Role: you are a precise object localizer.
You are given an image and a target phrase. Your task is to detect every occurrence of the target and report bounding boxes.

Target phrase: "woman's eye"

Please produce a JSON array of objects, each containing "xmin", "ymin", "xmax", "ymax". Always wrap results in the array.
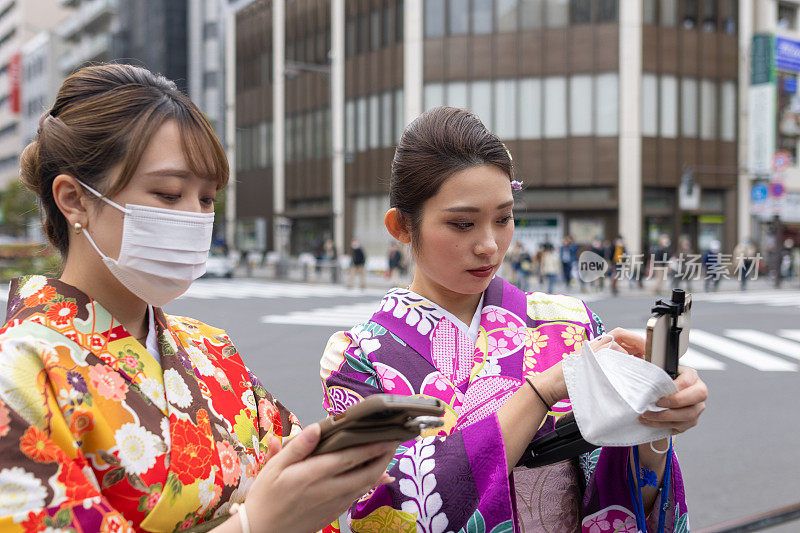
[
  {"xmin": 449, "ymin": 221, "xmax": 473, "ymax": 230},
  {"xmin": 201, "ymin": 197, "xmax": 216, "ymax": 206},
  {"xmin": 157, "ymin": 193, "xmax": 180, "ymax": 202},
  {"xmin": 498, "ymin": 215, "xmax": 512, "ymax": 225}
]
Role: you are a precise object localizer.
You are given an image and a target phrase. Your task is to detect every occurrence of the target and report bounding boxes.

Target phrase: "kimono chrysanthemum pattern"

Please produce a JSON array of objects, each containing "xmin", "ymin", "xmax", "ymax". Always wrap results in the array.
[{"xmin": 0, "ymin": 276, "xmax": 301, "ymax": 532}]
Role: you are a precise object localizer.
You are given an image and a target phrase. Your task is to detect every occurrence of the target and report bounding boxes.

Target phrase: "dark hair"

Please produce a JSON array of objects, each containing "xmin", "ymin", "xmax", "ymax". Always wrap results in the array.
[
  {"xmin": 390, "ymin": 106, "xmax": 514, "ymax": 246},
  {"xmin": 19, "ymin": 63, "xmax": 228, "ymax": 256}
]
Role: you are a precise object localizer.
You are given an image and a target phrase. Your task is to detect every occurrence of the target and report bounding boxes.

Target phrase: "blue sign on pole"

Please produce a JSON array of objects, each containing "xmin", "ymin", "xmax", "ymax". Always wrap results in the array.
[
  {"xmin": 752, "ymin": 183, "xmax": 768, "ymax": 202},
  {"xmin": 785, "ymin": 76, "xmax": 798, "ymax": 93},
  {"xmin": 775, "ymin": 36, "xmax": 800, "ymax": 73}
]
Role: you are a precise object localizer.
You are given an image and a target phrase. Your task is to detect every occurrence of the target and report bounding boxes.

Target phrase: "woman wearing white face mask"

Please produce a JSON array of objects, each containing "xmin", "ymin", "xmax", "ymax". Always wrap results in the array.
[{"xmin": 0, "ymin": 63, "xmax": 397, "ymax": 533}]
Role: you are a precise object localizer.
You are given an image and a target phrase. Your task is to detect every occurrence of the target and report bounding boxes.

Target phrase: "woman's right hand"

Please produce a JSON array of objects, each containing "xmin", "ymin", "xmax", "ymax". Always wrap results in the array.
[{"xmin": 241, "ymin": 424, "xmax": 398, "ymax": 533}]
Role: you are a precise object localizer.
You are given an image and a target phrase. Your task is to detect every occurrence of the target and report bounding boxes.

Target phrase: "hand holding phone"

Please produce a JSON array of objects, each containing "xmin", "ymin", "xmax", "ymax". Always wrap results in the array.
[{"xmin": 311, "ymin": 394, "xmax": 445, "ymax": 456}]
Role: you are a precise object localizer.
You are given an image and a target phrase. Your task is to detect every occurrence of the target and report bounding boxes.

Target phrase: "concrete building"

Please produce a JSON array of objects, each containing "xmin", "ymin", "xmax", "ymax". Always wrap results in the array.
[
  {"xmin": 235, "ymin": 0, "xmax": 742, "ymax": 260},
  {"xmin": 0, "ymin": 0, "xmax": 71, "ymax": 188},
  {"xmin": 56, "ymin": 0, "xmax": 118, "ymax": 77},
  {"xmin": 21, "ymin": 31, "xmax": 66, "ymax": 146}
]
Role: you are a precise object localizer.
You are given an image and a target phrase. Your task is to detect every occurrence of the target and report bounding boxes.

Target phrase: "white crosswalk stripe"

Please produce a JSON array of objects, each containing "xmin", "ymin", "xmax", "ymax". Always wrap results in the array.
[
  {"xmin": 627, "ymin": 329, "xmax": 726, "ymax": 371},
  {"xmin": 689, "ymin": 330, "xmax": 798, "ymax": 372},
  {"xmin": 778, "ymin": 329, "xmax": 800, "ymax": 343},
  {"xmin": 260, "ymin": 302, "xmax": 379, "ymax": 327},
  {"xmin": 180, "ymin": 279, "xmax": 386, "ymax": 300},
  {"xmin": 691, "ymin": 290, "xmax": 800, "ymax": 308},
  {"xmin": 725, "ymin": 329, "xmax": 800, "ymax": 362}
]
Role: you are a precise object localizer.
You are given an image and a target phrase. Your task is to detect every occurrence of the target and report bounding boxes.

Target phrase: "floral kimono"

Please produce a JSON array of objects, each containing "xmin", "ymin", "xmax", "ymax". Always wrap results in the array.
[
  {"xmin": 321, "ymin": 277, "xmax": 689, "ymax": 533},
  {"xmin": 0, "ymin": 276, "xmax": 300, "ymax": 532}
]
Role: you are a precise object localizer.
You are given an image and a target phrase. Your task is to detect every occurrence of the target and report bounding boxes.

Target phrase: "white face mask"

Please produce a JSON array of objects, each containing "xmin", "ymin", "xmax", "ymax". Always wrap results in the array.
[
  {"xmin": 77, "ymin": 180, "xmax": 214, "ymax": 307},
  {"xmin": 562, "ymin": 336, "xmax": 678, "ymax": 447}
]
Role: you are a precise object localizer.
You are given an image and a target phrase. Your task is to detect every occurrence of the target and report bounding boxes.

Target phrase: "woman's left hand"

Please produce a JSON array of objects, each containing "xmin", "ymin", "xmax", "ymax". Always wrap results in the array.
[{"xmin": 640, "ymin": 365, "xmax": 708, "ymax": 434}]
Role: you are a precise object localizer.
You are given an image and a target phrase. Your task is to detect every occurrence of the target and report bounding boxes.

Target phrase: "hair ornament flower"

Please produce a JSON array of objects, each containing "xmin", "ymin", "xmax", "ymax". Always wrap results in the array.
[{"xmin": 511, "ymin": 180, "xmax": 523, "ymax": 191}]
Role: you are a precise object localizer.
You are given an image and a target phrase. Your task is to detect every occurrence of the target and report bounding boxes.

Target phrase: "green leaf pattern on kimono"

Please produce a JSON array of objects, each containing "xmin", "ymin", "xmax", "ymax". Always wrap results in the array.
[
  {"xmin": 578, "ymin": 448, "xmax": 602, "ymax": 486},
  {"xmin": 673, "ymin": 504, "xmax": 690, "ymax": 533},
  {"xmin": 458, "ymin": 512, "xmax": 513, "ymax": 533}
]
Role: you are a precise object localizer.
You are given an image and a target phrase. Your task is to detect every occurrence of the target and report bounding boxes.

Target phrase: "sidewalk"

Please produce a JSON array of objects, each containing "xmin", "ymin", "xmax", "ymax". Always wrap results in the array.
[{"xmin": 232, "ymin": 260, "xmax": 800, "ymax": 297}]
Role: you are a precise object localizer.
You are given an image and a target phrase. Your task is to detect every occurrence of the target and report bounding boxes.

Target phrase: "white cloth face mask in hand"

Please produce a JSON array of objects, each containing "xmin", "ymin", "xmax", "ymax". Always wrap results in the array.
[
  {"xmin": 562, "ymin": 335, "xmax": 679, "ymax": 447},
  {"xmin": 77, "ymin": 180, "xmax": 214, "ymax": 307}
]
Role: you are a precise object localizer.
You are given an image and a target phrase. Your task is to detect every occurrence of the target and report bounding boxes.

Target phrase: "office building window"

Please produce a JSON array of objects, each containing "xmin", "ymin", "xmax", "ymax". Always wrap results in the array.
[
  {"xmin": 346, "ymin": 19, "xmax": 356, "ymax": 56},
  {"xmin": 544, "ymin": 76, "xmax": 567, "ymax": 138},
  {"xmin": 358, "ymin": 12, "xmax": 370, "ymax": 53},
  {"xmin": 447, "ymin": 81, "xmax": 469, "ymax": 108},
  {"xmin": 570, "ymin": 74, "xmax": 593, "ymax": 135},
  {"xmin": 381, "ymin": 91, "xmax": 393, "ymax": 147},
  {"xmin": 521, "ymin": 0, "xmax": 543, "ymax": 28},
  {"xmin": 304, "ymin": 113, "xmax": 314, "ymax": 159},
  {"xmin": 595, "ymin": 0, "xmax": 618, "ymax": 22},
  {"xmin": 258, "ymin": 122, "xmax": 269, "ymax": 167},
  {"xmin": 369, "ymin": 95, "xmax": 381, "ymax": 148},
  {"xmin": 702, "ymin": 0, "xmax": 717, "ymax": 31},
  {"xmin": 395, "ymin": 88, "xmax": 405, "ymax": 142},
  {"xmin": 382, "ymin": 3, "xmax": 394, "ymax": 46},
  {"xmin": 519, "ymin": 78, "xmax": 542, "ymax": 139},
  {"xmin": 397, "ymin": 0, "xmax": 404, "ymax": 42},
  {"xmin": 682, "ymin": 0, "xmax": 698, "ymax": 29},
  {"xmin": 470, "ymin": 81, "xmax": 493, "ymax": 130},
  {"xmin": 643, "ymin": 0, "xmax": 657, "ymax": 24},
  {"xmin": 425, "ymin": 0, "xmax": 446, "ymax": 37},
  {"xmin": 779, "ymin": 2, "xmax": 797, "ymax": 29},
  {"xmin": 496, "ymin": 0, "xmax": 518, "ymax": 32},
  {"xmin": 641, "ymin": 74, "xmax": 658, "ymax": 136},
  {"xmin": 371, "ymin": 9, "xmax": 381, "ymax": 50},
  {"xmin": 720, "ymin": 0, "xmax": 737, "ymax": 33},
  {"xmin": 494, "ymin": 79, "xmax": 518, "ymax": 138},
  {"xmin": 346, "ymin": 100, "xmax": 356, "ymax": 153},
  {"xmin": 681, "ymin": 78, "xmax": 698, "ymax": 137},
  {"xmin": 700, "ymin": 79, "xmax": 717, "ymax": 140},
  {"xmin": 424, "ymin": 83, "xmax": 445, "ymax": 110},
  {"xmin": 449, "ymin": 0, "xmax": 469, "ymax": 34},
  {"xmin": 570, "ymin": 0, "xmax": 591, "ymax": 24},
  {"xmin": 660, "ymin": 76, "xmax": 678, "ymax": 138},
  {"xmin": 720, "ymin": 81, "xmax": 736, "ymax": 142},
  {"xmin": 595, "ymin": 73, "xmax": 618, "ymax": 136},
  {"xmin": 473, "ymin": 0, "xmax": 493, "ymax": 33},
  {"xmin": 660, "ymin": 0, "xmax": 677, "ymax": 26},
  {"xmin": 357, "ymin": 97, "xmax": 368, "ymax": 151},
  {"xmin": 545, "ymin": 0, "xmax": 569, "ymax": 27}
]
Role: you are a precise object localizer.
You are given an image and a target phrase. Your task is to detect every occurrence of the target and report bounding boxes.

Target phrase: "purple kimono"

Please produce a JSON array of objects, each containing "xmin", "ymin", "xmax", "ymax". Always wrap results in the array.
[{"xmin": 320, "ymin": 277, "xmax": 689, "ymax": 533}]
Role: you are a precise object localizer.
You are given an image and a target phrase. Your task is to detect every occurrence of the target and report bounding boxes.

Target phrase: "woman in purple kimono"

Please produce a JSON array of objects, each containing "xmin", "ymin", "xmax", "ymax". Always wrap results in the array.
[{"xmin": 320, "ymin": 107, "xmax": 707, "ymax": 533}]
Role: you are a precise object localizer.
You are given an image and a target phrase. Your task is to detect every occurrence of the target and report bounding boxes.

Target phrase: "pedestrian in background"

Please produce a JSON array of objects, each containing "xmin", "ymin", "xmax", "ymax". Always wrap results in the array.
[
  {"xmin": 610, "ymin": 235, "xmax": 627, "ymax": 295},
  {"xmin": 560, "ymin": 235, "xmax": 577, "ymax": 289},
  {"xmin": 702, "ymin": 240, "xmax": 723, "ymax": 292},
  {"xmin": 541, "ymin": 242, "xmax": 561, "ymax": 293},
  {"xmin": 348, "ymin": 238, "xmax": 366, "ymax": 289},
  {"xmin": 0, "ymin": 63, "xmax": 397, "ymax": 532},
  {"xmin": 387, "ymin": 241, "xmax": 404, "ymax": 285},
  {"xmin": 672, "ymin": 236, "xmax": 694, "ymax": 291},
  {"xmin": 651, "ymin": 234, "xmax": 672, "ymax": 295},
  {"xmin": 733, "ymin": 238, "xmax": 756, "ymax": 291}
]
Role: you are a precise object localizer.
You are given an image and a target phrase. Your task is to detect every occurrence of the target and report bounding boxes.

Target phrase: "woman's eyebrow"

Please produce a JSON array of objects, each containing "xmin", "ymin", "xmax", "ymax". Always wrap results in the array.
[{"xmin": 444, "ymin": 200, "xmax": 514, "ymax": 213}]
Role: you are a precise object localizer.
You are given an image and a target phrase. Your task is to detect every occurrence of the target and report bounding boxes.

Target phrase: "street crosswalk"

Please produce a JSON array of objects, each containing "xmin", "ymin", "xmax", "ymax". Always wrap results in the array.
[
  {"xmin": 691, "ymin": 289, "xmax": 800, "ymax": 309},
  {"xmin": 261, "ymin": 305, "xmax": 800, "ymax": 373},
  {"xmin": 180, "ymin": 279, "xmax": 387, "ymax": 300}
]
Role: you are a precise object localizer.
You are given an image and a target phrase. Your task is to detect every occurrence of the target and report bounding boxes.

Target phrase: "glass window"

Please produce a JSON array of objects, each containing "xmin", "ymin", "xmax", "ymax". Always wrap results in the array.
[
  {"xmin": 381, "ymin": 91, "xmax": 393, "ymax": 147},
  {"xmin": 473, "ymin": 0, "xmax": 493, "ymax": 33},
  {"xmin": 702, "ymin": 0, "xmax": 717, "ymax": 31},
  {"xmin": 660, "ymin": 76, "xmax": 678, "ymax": 138},
  {"xmin": 545, "ymin": 0, "xmax": 569, "ymax": 27},
  {"xmin": 681, "ymin": 78, "xmax": 698, "ymax": 137},
  {"xmin": 346, "ymin": 100, "xmax": 356, "ymax": 153},
  {"xmin": 595, "ymin": 0, "xmax": 618, "ymax": 22},
  {"xmin": 371, "ymin": 9, "xmax": 381, "ymax": 50},
  {"xmin": 720, "ymin": 81, "xmax": 736, "ymax": 142},
  {"xmin": 470, "ymin": 81, "xmax": 493, "ymax": 130},
  {"xmin": 304, "ymin": 113, "xmax": 314, "ymax": 159},
  {"xmin": 570, "ymin": 0, "xmax": 591, "ymax": 24},
  {"xmin": 397, "ymin": 0, "xmax": 404, "ymax": 42},
  {"xmin": 258, "ymin": 122, "xmax": 268, "ymax": 167},
  {"xmin": 357, "ymin": 97, "xmax": 368, "ymax": 152},
  {"xmin": 544, "ymin": 76, "xmax": 567, "ymax": 138},
  {"xmin": 323, "ymin": 108, "xmax": 332, "ymax": 157},
  {"xmin": 641, "ymin": 74, "xmax": 658, "ymax": 136},
  {"xmin": 395, "ymin": 88, "xmax": 405, "ymax": 142},
  {"xmin": 519, "ymin": 78, "xmax": 542, "ymax": 139},
  {"xmin": 569, "ymin": 74, "xmax": 593, "ymax": 135},
  {"xmin": 778, "ymin": 2, "xmax": 797, "ymax": 29},
  {"xmin": 643, "ymin": 0, "xmax": 657, "ymax": 24},
  {"xmin": 720, "ymin": 0, "xmax": 737, "ymax": 33},
  {"xmin": 446, "ymin": 81, "xmax": 469, "ymax": 108},
  {"xmin": 521, "ymin": 0, "xmax": 543, "ymax": 28},
  {"xmin": 369, "ymin": 95, "xmax": 380, "ymax": 148},
  {"xmin": 448, "ymin": 0, "xmax": 469, "ymax": 34},
  {"xmin": 595, "ymin": 73, "xmax": 618, "ymax": 136},
  {"xmin": 358, "ymin": 13, "xmax": 370, "ymax": 52},
  {"xmin": 700, "ymin": 79, "xmax": 717, "ymax": 140},
  {"xmin": 382, "ymin": 4, "xmax": 394, "ymax": 46},
  {"xmin": 424, "ymin": 82, "xmax": 445, "ymax": 110},
  {"xmin": 660, "ymin": 0, "xmax": 677, "ymax": 26},
  {"xmin": 494, "ymin": 79, "xmax": 518, "ymax": 138},
  {"xmin": 346, "ymin": 19, "xmax": 356, "ymax": 57},
  {"xmin": 425, "ymin": 0, "xmax": 446, "ymax": 37},
  {"xmin": 682, "ymin": 0, "xmax": 698, "ymax": 29},
  {"xmin": 496, "ymin": 0, "xmax": 518, "ymax": 32}
]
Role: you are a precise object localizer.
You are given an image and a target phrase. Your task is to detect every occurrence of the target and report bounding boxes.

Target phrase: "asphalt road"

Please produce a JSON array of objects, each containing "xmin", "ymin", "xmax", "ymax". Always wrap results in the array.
[{"xmin": 162, "ymin": 279, "xmax": 800, "ymax": 530}]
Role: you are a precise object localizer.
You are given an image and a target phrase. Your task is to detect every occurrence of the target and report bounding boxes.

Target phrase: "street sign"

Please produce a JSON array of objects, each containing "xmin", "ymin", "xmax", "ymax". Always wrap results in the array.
[
  {"xmin": 772, "ymin": 150, "xmax": 792, "ymax": 172},
  {"xmin": 769, "ymin": 180, "xmax": 786, "ymax": 199},
  {"xmin": 752, "ymin": 183, "xmax": 768, "ymax": 202}
]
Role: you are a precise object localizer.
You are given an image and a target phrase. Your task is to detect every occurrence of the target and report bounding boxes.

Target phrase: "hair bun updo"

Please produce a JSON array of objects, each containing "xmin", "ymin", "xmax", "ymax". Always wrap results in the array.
[{"xmin": 19, "ymin": 139, "xmax": 43, "ymax": 196}]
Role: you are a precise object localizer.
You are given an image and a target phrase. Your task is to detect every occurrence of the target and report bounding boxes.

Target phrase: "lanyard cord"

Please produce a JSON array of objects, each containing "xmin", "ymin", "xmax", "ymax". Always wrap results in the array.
[{"xmin": 628, "ymin": 440, "xmax": 673, "ymax": 533}]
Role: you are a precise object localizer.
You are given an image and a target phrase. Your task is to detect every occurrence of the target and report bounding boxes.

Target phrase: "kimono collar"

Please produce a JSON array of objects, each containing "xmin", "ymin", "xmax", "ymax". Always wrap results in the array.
[{"xmin": 5, "ymin": 275, "xmax": 164, "ymax": 389}]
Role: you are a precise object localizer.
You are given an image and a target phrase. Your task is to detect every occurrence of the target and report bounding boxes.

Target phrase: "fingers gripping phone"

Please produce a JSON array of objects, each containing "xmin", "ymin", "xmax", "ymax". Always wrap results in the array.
[
  {"xmin": 311, "ymin": 394, "xmax": 446, "ymax": 456},
  {"xmin": 645, "ymin": 289, "xmax": 692, "ymax": 379}
]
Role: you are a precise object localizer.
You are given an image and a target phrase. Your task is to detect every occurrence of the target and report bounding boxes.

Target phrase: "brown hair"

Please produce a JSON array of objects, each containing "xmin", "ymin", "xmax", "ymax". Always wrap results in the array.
[
  {"xmin": 390, "ymin": 106, "xmax": 514, "ymax": 245},
  {"xmin": 19, "ymin": 63, "xmax": 228, "ymax": 256}
]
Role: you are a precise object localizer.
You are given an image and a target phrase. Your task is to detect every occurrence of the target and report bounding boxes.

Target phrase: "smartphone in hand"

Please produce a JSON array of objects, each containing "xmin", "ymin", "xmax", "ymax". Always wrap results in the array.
[
  {"xmin": 311, "ymin": 394, "xmax": 445, "ymax": 456},
  {"xmin": 645, "ymin": 289, "xmax": 692, "ymax": 379}
]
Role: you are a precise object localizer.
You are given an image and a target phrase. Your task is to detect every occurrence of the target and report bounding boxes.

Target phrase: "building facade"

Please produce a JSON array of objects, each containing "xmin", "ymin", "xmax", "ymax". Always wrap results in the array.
[
  {"xmin": 235, "ymin": 0, "xmax": 742, "ymax": 261},
  {"xmin": 56, "ymin": 0, "xmax": 118, "ymax": 77}
]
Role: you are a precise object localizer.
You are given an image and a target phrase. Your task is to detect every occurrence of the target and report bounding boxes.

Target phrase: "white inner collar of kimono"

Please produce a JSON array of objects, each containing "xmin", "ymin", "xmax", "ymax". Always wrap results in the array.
[
  {"xmin": 406, "ymin": 289, "xmax": 485, "ymax": 343},
  {"xmin": 144, "ymin": 305, "xmax": 159, "ymax": 362}
]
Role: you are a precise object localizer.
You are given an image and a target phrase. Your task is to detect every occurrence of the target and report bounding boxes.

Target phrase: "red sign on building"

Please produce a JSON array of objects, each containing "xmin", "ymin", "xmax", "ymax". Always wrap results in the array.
[{"xmin": 8, "ymin": 52, "xmax": 20, "ymax": 114}]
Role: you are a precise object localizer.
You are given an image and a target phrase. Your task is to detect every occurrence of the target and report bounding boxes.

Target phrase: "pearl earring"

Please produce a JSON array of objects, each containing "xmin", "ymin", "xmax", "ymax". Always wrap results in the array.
[{"xmin": 73, "ymin": 222, "xmax": 82, "ymax": 235}]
